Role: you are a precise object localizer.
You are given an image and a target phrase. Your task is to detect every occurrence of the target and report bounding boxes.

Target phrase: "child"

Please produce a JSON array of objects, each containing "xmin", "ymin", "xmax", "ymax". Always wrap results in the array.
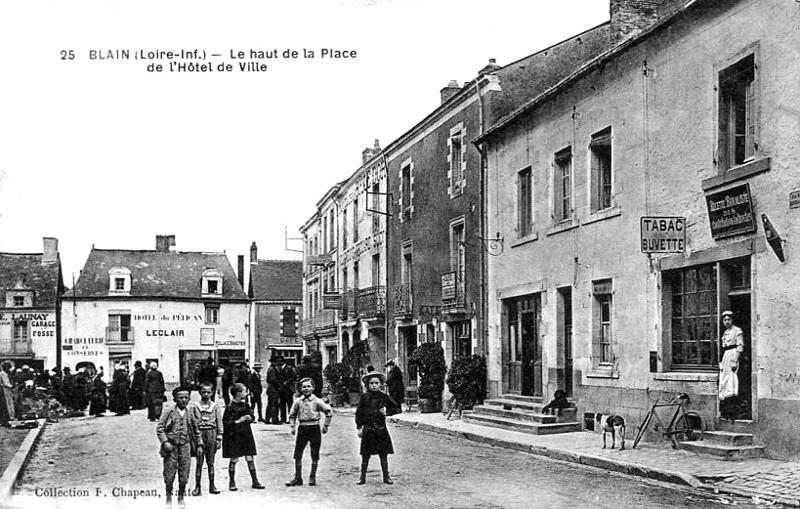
[
  {"xmin": 222, "ymin": 383, "xmax": 265, "ymax": 491},
  {"xmin": 157, "ymin": 386, "xmax": 203, "ymax": 507},
  {"xmin": 190, "ymin": 383, "xmax": 223, "ymax": 495},
  {"xmin": 355, "ymin": 371, "xmax": 400, "ymax": 485},
  {"xmin": 285, "ymin": 377, "xmax": 332, "ymax": 487}
]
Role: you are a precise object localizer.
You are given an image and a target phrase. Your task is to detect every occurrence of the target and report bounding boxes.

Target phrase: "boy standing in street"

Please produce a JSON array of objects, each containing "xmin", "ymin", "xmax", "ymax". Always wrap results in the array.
[
  {"xmin": 285, "ymin": 378, "xmax": 332, "ymax": 487},
  {"xmin": 190, "ymin": 383, "xmax": 223, "ymax": 496},
  {"xmin": 157, "ymin": 386, "xmax": 203, "ymax": 507}
]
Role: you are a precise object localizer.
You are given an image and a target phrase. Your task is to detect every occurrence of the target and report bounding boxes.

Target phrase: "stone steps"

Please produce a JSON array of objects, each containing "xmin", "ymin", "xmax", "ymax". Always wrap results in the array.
[
  {"xmin": 462, "ymin": 394, "xmax": 581, "ymax": 436},
  {"xmin": 678, "ymin": 441, "xmax": 765, "ymax": 460}
]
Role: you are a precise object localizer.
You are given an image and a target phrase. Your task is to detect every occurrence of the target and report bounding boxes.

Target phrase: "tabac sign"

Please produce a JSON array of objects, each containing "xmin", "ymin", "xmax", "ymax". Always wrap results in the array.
[
  {"xmin": 640, "ymin": 217, "xmax": 686, "ymax": 253},
  {"xmin": 705, "ymin": 183, "xmax": 756, "ymax": 240}
]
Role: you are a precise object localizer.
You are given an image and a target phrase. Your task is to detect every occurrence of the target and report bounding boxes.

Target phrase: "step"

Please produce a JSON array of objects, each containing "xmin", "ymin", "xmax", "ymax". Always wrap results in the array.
[
  {"xmin": 702, "ymin": 430, "xmax": 754, "ymax": 447},
  {"xmin": 485, "ymin": 398, "xmax": 545, "ymax": 412},
  {"xmin": 472, "ymin": 404, "xmax": 556, "ymax": 424},
  {"xmin": 678, "ymin": 441, "xmax": 765, "ymax": 460},
  {"xmin": 714, "ymin": 418, "xmax": 755, "ymax": 434},
  {"xmin": 462, "ymin": 412, "xmax": 582, "ymax": 436},
  {"xmin": 500, "ymin": 394, "xmax": 544, "ymax": 404}
]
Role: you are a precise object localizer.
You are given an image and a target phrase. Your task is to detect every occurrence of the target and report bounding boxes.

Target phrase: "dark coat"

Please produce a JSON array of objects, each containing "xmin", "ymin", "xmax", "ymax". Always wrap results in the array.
[
  {"xmin": 355, "ymin": 390, "xmax": 400, "ymax": 456},
  {"xmin": 222, "ymin": 401, "xmax": 257, "ymax": 458},
  {"xmin": 130, "ymin": 367, "xmax": 146, "ymax": 390},
  {"xmin": 89, "ymin": 376, "xmax": 107, "ymax": 416},
  {"xmin": 267, "ymin": 364, "xmax": 295, "ymax": 396},
  {"xmin": 386, "ymin": 365, "xmax": 405, "ymax": 406},
  {"xmin": 144, "ymin": 369, "xmax": 165, "ymax": 405},
  {"xmin": 248, "ymin": 371, "xmax": 263, "ymax": 395},
  {"xmin": 108, "ymin": 370, "xmax": 130, "ymax": 415}
]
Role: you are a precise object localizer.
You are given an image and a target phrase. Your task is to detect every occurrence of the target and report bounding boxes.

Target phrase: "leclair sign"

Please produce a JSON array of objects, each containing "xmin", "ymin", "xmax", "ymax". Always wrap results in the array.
[
  {"xmin": 640, "ymin": 217, "xmax": 686, "ymax": 253},
  {"xmin": 705, "ymin": 183, "xmax": 756, "ymax": 240}
]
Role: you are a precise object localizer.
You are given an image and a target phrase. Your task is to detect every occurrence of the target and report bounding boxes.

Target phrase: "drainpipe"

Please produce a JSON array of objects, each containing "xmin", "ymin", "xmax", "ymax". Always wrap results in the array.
[{"xmin": 475, "ymin": 78, "xmax": 488, "ymax": 358}]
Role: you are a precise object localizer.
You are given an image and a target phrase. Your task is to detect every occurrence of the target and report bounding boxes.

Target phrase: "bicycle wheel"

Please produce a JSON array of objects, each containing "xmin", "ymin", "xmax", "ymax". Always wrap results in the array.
[{"xmin": 674, "ymin": 412, "xmax": 705, "ymax": 443}]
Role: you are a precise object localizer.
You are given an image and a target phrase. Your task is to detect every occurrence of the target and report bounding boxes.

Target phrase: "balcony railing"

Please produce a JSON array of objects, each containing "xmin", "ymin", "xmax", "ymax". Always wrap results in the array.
[
  {"xmin": 106, "ymin": 326, "xmax": 134, "ymax": 343},
  {"xmin": 394, "ymin": 283, "xmax": 413, "ymax": 318},
  {"xmin": 299, "ymin": 309, "xmax": 339, "ymax": 338},
  {"xmin": 357, "ymin": 285, "xmax": 386, "ymax": 319},
  {"xmin": 441, "ymin": 271, "xmax": 466, "ymax": 312}
]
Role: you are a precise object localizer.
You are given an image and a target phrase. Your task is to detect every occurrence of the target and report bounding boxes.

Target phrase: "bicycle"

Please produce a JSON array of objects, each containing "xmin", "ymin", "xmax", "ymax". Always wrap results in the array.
[
  {"xmin": 632, "ymin": 389, "xmax": 705, "ymax": 449},
  {"xmin": 446, "ymin": 393, "xmax": 474, "ymax": 420}
]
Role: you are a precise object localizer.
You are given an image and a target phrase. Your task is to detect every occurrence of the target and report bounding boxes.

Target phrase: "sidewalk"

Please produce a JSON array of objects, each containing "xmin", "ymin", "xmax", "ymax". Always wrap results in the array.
[{"xmin": 335, "ymin": 406, "xmax": 800, "ymax": 507}]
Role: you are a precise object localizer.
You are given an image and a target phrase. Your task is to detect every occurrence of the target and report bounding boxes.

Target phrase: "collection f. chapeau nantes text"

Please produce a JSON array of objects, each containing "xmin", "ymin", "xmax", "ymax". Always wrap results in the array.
[{"xmin": 34, "ymin": 487, "xmax": 160, "ymax": 499}]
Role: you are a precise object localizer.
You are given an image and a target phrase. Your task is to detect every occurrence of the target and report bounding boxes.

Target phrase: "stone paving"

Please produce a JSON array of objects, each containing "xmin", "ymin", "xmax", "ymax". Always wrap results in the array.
[{"xmin": 375, "ymin": 407, "xmax": 800, "ymax": 507}]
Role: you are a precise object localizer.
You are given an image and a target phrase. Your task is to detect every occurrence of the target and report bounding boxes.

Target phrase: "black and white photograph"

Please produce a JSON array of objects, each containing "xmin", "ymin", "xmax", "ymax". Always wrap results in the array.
[{"xmin": 1, "ymin": 0, "xmax": 799, "ymax": 508}]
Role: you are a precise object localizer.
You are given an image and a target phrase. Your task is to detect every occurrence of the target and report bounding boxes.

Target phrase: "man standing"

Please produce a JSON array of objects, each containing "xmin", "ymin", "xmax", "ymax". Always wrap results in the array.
[
  {"xmin": 130, "ymin": 361, "xmax": 147, "ymax": 410},
  {"xmin": 266, "ymin": 357, "xmax": 281, "ymax": 425},
  {"xmin": 385, "ymin": 359, "xmax": 405, "ymax": 414},
  {"xmin": 249, "ymin": 363, "xmax": 265, "ymax": 423},
  {"xmin": 145, "ymin": 362, "xmax": 166, "ymax": 421}
]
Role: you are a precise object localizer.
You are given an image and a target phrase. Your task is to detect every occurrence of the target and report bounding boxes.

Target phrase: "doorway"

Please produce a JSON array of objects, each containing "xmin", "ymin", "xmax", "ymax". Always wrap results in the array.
[
  {"xmin": 719, "ymin": 256, "xmax": 752, "ymax": 421},
  {"xmin": 558, "ymin": 287, "xmax": 574, "ymax": 397},
  {"xmin": 400, "ymin": 326, "xmax": 418, "ymax": 386},
  {"xmin": 505, "ymin": 294, "xmax": 542, "ymax": 397}
]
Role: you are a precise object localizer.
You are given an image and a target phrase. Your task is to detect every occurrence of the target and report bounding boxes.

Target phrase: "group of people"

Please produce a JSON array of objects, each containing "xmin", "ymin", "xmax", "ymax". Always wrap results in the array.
[{"xmin": 156, "ymin": 368, "xmax": 401, "ymax": 507}]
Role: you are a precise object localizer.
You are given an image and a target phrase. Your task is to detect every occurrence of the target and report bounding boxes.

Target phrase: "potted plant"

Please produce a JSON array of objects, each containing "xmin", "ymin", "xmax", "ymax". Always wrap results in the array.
[
  {"xmin": 446, "ymin": 355, "xmax": 487, "ymax": 412},
  {"xmin": 342, "ymin": 340, "xmax": 371, "ymax": 405},
  {"xmin": 323, "ymin": 362, "xmax": 350, "ymax": 407},
  {"xmin": 409, "ymin": 342, "xmax": 447, "ymax": 413}
]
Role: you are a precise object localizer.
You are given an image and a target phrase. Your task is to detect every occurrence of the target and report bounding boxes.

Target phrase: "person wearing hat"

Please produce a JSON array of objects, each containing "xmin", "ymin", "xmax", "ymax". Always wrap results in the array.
[
  {"xmin": 355, "ymin": 371, "xmax": 401, "ymax": 485},
  {"xmin": 385, "ymin": 359, "xmax": 405, "ymax": 414},
  {"xmin": 719, "ymin": 310, "xmax": 745, "ymax": 421},
  {"xmin": 129, "ymin": 361, "xmax": 147, "ymax": 410},
  {"xmin": 248, "ymin": 363, "xmax": 265, "ymax": 423},
  {"xmin": 145, "ymin": 362, "xmax": 166, "ymax": 421},
  {"xmin": 157, "ymin": 386, "xmax": 203, "ymax": 506}
]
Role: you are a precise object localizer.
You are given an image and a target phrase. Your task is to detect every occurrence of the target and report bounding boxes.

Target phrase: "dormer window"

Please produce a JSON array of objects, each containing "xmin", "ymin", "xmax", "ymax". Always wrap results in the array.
[
  {"xmin": 6, "ymin": 290, "xmax": 33, "ymax": 308},
  {"xmin": 108, "ymin": 267, "xmax": 131, "ymax": 295},
  {"xmin": 13, "ymin": 296, "xmax": 24, "ymax": 306},
  {"xmin": 202, "ymin": 269, "xmax": 223, "ymax": 297}
]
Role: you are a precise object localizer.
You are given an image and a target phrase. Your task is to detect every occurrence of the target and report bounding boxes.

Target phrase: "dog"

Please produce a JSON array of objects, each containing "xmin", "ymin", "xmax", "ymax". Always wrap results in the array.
[
  {"xmin": 596, "ymin": 413, "xmax": 626, "ymax": 450},
  {"xmin": 541, "ymin": 389, "xmax": 570, "ymax": 416}
]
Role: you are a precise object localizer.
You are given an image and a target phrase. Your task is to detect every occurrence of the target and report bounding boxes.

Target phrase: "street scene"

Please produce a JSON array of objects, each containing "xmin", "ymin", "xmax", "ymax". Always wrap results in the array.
[{"xmin": 4, "ymin": 0, "xmax": 800, "ymax": 508}]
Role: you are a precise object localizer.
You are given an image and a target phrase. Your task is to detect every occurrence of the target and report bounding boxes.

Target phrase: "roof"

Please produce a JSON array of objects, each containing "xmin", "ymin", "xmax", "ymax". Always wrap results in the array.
[
  {"xmin": 476, "ymin": 0, "xmax": 698, "ymax": 144},
  {"xmin": 0, "ymin": 253, "xmax": 62, "ymax": 309},
  {"xmin": 65, "ymin": 249, "xmax": 249, "ymax": 300},
  {"xmin": 249, "ymin": 260, "xmax": 303, "ymax": 301}
]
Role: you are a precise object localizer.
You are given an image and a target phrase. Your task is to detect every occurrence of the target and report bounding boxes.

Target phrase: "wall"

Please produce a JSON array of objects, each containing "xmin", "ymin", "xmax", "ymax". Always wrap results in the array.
[{"xmin": 0, "ymin": 309, "xmax": 58, "ymax": 369}]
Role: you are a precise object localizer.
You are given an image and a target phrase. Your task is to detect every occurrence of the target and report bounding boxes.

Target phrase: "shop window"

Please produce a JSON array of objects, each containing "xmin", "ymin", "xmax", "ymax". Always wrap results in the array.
[
  {"xmin": 205, "ymin": 303, "xmax": 220, "ymax": 325},
  {"xmin": 667, "ymin": 265, "xmax": 718, "ymax": 369},
  {"xmin": 590, "ymin": 127, "xmax": 613, "ymax": 212},
  {"xmin": 592, "ymin": 279, "xmax": 613, "ymax": 366},
  {"xmin": 718, "ymin": 53, "xmax": 757, "ymax": 170},
  {"xmin": 517, "ymin": 167, "xmax": 533, "ymax": 237},
  {"xmin": 554, "ymin": 147, "xmax": 572, "ymax": 222}
]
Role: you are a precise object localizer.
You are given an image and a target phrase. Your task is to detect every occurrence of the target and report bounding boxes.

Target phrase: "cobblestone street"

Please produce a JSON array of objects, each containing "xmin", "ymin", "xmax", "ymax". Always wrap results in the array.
[{"xmin": 6, "ymin": 404, "xmax": 773, "ymax": 509}]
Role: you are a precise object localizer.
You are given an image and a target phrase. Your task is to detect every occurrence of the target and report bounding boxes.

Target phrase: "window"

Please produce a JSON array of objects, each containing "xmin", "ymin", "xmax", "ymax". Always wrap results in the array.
[
  {"xmin": 448, "ymin": 124, "xmax": 466, "ymax": 196},
  {"xmin": 108, "ymin": 267, "xmax": 131, "ymax": 294},
  {"xmin": 353, "ymin": 197, "xmax": 359, "ymax": 243},
  {"xmin": 107, "ymin": 313, "xmax": 132, "ymax": 342},
  {"xmin": 372, "ymin": 253, "xmax": 380, "ymax": 286},
  {"xmin": 400, "ymin": 160, "xmax": 413, "ymax": 219},
  {"xmin": 371, "ymin": 183, "xmax": 381, "ymax": 233},
  {"xmin": 13, "ymin": 320, "xmax": 28, "ymax": 341},
  {"xmin": 453, "ymin": 322, "xmax": 471, "ymax": 359},
  {"xmin": 718, "ymin": 53, "xmax": 756, "ymax": 170},
  {"xmin": 281, "ymin": 307, "xmax": 297, "ymax": 337},
  {"xmin": 13, "ymin": 296, "xmax": 24, "ymax": 307},
  {"xmin": 205, "ymin": 304, "xmax": 220, "ymax": 325},
  {"xmin": 517, "ymin": 167, "xmax": 533, "ymax": 237},
  {"xmin": 342, "ymin": 205, "xmax": 348, "ymax": 249},
  {"xmin": 328, "ymin": 210, "xmax": 335, "ymax": 251},
  {"xmin": 401, "ymin": 242, "xmax": 413, "ymax": 285},
  {"xmin": 353, "ymin": 262, "xmax": 359, "ymax": 290},
  {"xmin": 590, "ymin": 127, "xmax": 613, "ymax": 212},
  {"xmin": 593, "ymin": 279, "xmax": 613, "ymax": 365},
  {"xmin": 554, "ymin": 147, "xmax": 572, "ymax": 222},
  {"xmin": 667, "ymin": 265, "xmax": 718, "ymax": 369},
  {"xmin": 202, "ymin": 269, "xmax": 223, "ymax": 296}
]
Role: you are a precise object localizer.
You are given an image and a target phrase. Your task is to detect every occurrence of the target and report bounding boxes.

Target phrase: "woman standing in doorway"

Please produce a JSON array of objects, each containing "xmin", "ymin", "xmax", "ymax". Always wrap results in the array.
[{"xmin": 719, "ymin": 310, "xmax": 744, "ymax": 421}]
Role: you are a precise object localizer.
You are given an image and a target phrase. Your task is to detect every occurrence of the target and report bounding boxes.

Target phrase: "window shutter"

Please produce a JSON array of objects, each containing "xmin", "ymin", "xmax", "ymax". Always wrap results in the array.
[{"xmin": 745, "ymin": 79, "xmax": 755, "ymax": 159}]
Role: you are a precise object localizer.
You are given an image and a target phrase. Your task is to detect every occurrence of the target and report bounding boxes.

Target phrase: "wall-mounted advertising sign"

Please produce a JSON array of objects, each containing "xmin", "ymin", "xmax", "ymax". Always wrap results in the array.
[
  {"xmin": 322, "ymin": 293, "xmax": 342, "ymax": 310},
  {"xmin": 307, "ymin": 254, "xmax": 332, "ymax": 266},
  {"xmin": 705, "ymin": 183, "xmax": 756, "ymax": 240},
  {"xmin": 640, "ymin": 217, "xmax": 686, "ymax": 253},
  {"xmin": 441, "ymin": 272, "xmax": 456, "ymax": 301}
]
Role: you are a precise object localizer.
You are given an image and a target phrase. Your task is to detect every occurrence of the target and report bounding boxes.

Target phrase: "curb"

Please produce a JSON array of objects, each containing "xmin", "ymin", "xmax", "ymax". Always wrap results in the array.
[
  {"xmin": 712, "ymin": 484, "xmax": 800, "ymax": 508},
  {"xmin": 388, "ymin": 416, "xmax": 703, "ymax": 489},
  {"xmin": 0, "ymin": 420, "xmax": 47, "ymax": 501}
]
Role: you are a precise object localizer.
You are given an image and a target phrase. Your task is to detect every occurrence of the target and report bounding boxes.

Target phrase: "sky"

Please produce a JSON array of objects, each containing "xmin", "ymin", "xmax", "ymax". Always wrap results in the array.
[{"xmin": 0, "ymin": 0, "xmax": 609, "ymax": 281}]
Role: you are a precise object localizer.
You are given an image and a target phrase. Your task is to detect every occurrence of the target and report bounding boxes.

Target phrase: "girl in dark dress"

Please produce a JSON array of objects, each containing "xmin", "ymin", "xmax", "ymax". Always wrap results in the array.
[
  {"xmin": 355, "ymin": 372, "xmax": 400, "ymax": 485},
  {"xmin": 89, "ymin": 372, "xmax": 107, "ymax": 417},
  {"xmin": 222, "ymin": 383, "xmax": 265, "ymax": 491}
]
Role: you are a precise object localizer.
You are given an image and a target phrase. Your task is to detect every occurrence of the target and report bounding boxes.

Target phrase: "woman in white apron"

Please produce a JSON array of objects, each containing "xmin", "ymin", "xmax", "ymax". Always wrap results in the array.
[{"xmin": 719, "ymin": 310, "xmax": 744, "ymax": 421}]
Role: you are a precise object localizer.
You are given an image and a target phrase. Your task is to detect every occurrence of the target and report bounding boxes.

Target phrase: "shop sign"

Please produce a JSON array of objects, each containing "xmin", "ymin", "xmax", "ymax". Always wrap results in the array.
[
  {"xmin": 322, "ymin": 293, "xmax": 342, "ymax": 309},
  {"xmin": 441, "ymin": 272, "xmax": 456, "ymax": 301},
  {"xmin": 640, "ymin": 216, "xmax": 686, "ymax": 253},
  {"xmin": 200, "ymin": 328, "xmax": 215, "ymax": 346},
  {"xmin": 307, "ymin": 254, "xmax": 332, "ymax": 266},
  {"xmin": 705, "ymin": 183, "xmax": 756, "ymax": 240},
  {"xmin": 790, "ymin": 190, "xmax": 800, "ymax": 209}
]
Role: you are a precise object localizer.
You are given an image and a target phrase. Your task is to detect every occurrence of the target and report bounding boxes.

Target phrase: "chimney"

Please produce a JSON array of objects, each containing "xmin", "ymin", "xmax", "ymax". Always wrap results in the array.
[
  {"xmin": 610, "ymin": 0, "xmax": 661, "ymax": 42},
  {"xmin": 42, "ymin": 237, "xmax": 58, "ymax": 264},
  {"xmin": 237, "ymin": 255, "xmax": 245, "ymax": 288},
  {"xmin": 361, "ymin": 140, "xmax": 380, "ymax": 164},
  {"xmin": 250, "ymin": 242, "xmax": 258, "ymax": 263},
  {"xmin": 440, "ymin": 80, "xmax": 461, "ymax": 104},
  {"xmin": 156, "ymin": 235, "xmax": 176, "ymax": 252},
  {"xmin": 477, "ymin": 58, "xmax": 501, "ymax": 77}
]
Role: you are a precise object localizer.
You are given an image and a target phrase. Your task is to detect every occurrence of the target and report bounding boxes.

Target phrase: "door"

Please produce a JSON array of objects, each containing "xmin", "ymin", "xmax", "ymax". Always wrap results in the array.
[
  {"xmin": 520, "ymin": 296, "xmax": 542, "ymax": 397},
  {"xmin": 727, "ymin": 294, "xmax": 752, "ymax": 420},
  {"xmin": 560, "ymin": 287, "xmax": 574, "ymax": 397}
]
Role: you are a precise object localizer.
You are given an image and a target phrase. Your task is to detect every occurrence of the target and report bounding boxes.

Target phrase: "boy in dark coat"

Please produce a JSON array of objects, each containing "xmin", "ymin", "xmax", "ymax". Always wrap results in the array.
[{"xmin": 355, "ymin": 372, "xmax": 400, "ymax": 485}]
